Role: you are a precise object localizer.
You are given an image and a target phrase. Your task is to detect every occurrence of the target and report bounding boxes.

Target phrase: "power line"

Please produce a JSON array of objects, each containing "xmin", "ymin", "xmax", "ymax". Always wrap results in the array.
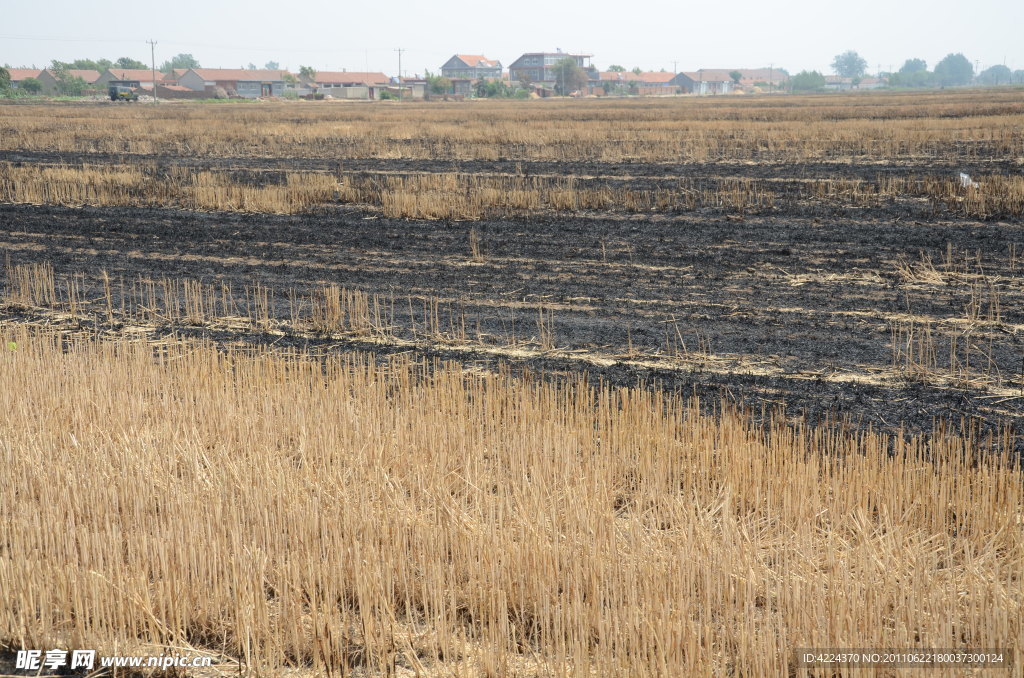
[
  {"xmin": 147, "ymin": 39, "xmax": 157, "ymax": 105},
  {"xmin": 0, "ymin": 34, "xmax": 142, "ymax": 43},
  {"xmin": 0, "ymin": 33, "xmax": 449, "ymax": 57},
  {"xmin": 395, "ymin": 48, "xmax": 405, "ymax": 100}
]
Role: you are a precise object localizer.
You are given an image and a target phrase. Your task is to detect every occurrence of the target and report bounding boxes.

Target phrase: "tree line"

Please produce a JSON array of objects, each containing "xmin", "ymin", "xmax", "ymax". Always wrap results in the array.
[
  {"xmin": 790, "ymin": 50, "xmax": 1024, "ymax": 92},
  {"xmin": 0, "ymin": 53, "xmax": 206, "ymax": 96}
]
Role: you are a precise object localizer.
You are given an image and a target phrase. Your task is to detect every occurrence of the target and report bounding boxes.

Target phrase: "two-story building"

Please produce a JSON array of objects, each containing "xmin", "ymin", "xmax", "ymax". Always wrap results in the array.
[
  {"xmin": 439, "ymin": 55, "xmax": 502, "ymax": 80},
  {"xmin": 508, "ymin": 51, "xmax": 596, "ymax": 87}
]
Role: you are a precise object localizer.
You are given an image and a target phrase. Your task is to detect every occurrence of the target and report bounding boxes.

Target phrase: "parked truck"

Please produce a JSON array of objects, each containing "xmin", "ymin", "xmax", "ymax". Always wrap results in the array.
[{"xmin": 108, "ymin": 85, "xmax": 138, "ymax": 102}]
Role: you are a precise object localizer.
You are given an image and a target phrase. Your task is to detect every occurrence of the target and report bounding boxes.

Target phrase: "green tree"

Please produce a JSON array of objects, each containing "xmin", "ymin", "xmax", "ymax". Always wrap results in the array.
[
  {"xmin": 298, "ymin": 65, "xmax": 316, "ymax": 80},
  {"xmin": 49, "ymin": 61, "xmax": 71, "ymax": 77},
  {"xmin": 607, "ymin": 64, "xmax": 625, "ymax": 72},
  {"xmin": 831, "ymin": 50, "xmax": 867, "ymax": 77},
  {"xmin": 265, "ymin": 61, "xmax": 280, "ymax": 70},
  {"xmin": 47, "ymin": 62, "xmax": 88, "ymax": 95},
  {"xmin": 58, "ymin": 58, "xmax": 111, "ymax": 72},
  {"xmin": 476, "ymin": 79, "xmax": 513, "ymax": 98},
  {"xmin": 631, "ymin": 66, "xmax": 642, "ymax": 75},
  {"xmin": 58, "ymin": 75, "xmax": 88, "ymax": 96},
  {"xmin": 899, "ymin": 58, "xmax": 927, "ymax": 74},
  {"xmin": 978, "ymin": 64, "xmax": 1011, "ymax": 85},
  {"xmin": 552, "ymin": 57, "xmax": 588, "ymax": 95},
  {"xmin": 115, "ymin": 57, "xmax": 147, "ymax": 70},
  {"xmin": 1014, "ymin": 69, "xmax": 1024, "ymax": 84},
  {"xmin": 20, "ymin": 77, "xmax": 42, "ymax": 94},
  {"xmin": 729, "ymin": 70, "xmax": 742, "ymax": 85},
  {"xmin": 791, "ymin": 70, "xmax": 826, "ymax": 92},
  {"xmin": 934, "ymin": 53, "xmax": 973, "ymax": 86},
  {"xmin": 891, "ymin": 61, "xmax": 933, "ymax": 88},
  {"xmin": 424, "ymin": 71, "xmax": 452, "ymax": 95},
  {"xmin": 159, "ymin": 53, "xmax": 200, "ymax": 73},
  {"xmin": 0, "ymin": 67, "xmax": 10, "ymax": 90}
]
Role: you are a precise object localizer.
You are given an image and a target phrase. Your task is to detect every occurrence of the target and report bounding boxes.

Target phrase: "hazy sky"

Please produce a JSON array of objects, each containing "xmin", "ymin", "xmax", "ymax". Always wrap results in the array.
[{"xmin": 3, "ymin": 0, "xmax": 1022, "ymax": 76}]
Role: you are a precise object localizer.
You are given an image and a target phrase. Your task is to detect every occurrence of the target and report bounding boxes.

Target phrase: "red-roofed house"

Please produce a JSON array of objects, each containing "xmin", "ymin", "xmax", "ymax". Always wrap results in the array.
[
  {"xmin": 5, "ymin": 69, "xmax": 42, "ymax": 90},
  {"xmin": 825, "ymin": 75, "xmax": 887, "ymax": 90},
  {"xmin": 594, "ymin": 71, "xmax": 679, "ymax": 95},
  {"xmin": 302, "ymin": 71, "xmax": 391, "ymax": 99},
  {"xmin": 36, "ymin": 69, "xmax": 101, "ymax": 95},
  {"xmin": 305, "ymin": 71, "xmax": 390, "ymax": 87},
  {"xmin": 177, "ymin": 68, "xmax": 291, "ymax": 97},
  {"xmin": 729, "ymin": 68, "xmax": 787, "ymax": 89},
  {"xmin": 163, "ymin": 69, "xmax": 189, "ymax": 83},
  {"xmin": 96, "ymin": 68, "xmax": 163, "ymax": 89},
  {"xmin": 440, "ymin": 55, "xmax": 502, "ymax": 79},
  {"xmin": 672, "ymin": 68, "xmax": 788, "ymax": 94}
]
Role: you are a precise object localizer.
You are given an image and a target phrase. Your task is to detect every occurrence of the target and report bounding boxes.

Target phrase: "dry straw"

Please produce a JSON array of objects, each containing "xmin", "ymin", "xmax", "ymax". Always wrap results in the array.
[
  {"xmin": 0, "ymin": 324, "xmax": 1020, "ymax": 676},
  {"xmin": 1, "ymin": 91, "xmax": 1021, "ymax": 163}
]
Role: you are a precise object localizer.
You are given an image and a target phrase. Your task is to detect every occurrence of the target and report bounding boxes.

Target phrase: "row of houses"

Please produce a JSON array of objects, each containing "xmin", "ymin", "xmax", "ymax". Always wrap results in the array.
[
  {"xmin": 5, "ymin": 66, "xmax": 407, "ymax": 99},
  {"xmin": 439, "ymin": 53, "xmax": 791, "ymax": 95},
  {"xmin": 9, "ymin": 56, "xmax": 879, "ymax": 100}
]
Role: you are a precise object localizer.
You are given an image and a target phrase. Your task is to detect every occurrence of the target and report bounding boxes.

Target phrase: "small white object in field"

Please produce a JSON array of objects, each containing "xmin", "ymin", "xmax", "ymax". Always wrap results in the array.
[{"xmin": 959, "ymin": 172, "xmax": 979, "ymax": 189}]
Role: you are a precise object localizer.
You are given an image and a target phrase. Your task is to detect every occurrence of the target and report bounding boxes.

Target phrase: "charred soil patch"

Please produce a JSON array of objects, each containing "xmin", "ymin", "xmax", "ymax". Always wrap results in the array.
[{"xmin": 2, "ymin": 201, "xmax": 1022, "ymax": 439}]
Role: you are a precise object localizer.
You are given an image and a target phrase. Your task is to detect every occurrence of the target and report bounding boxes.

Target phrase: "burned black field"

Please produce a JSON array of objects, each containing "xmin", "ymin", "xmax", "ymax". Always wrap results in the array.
[{"xmin": 1, "ymin": 93, "xmax": 1023, "ymax": 440}]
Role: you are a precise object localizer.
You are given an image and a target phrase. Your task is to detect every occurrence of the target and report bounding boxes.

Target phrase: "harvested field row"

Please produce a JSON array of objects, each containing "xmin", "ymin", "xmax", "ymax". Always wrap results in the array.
[
  {"xmin": 1, "ymin": 91, "xmax": 1022, "ymax": 163},
  {"xmin": 3, "ymin": 149, "xmax": 1021, "ymax": 183},
  {"xmin": 2, "ymin": 161, "xmax": 1022, "ymax": 218}
]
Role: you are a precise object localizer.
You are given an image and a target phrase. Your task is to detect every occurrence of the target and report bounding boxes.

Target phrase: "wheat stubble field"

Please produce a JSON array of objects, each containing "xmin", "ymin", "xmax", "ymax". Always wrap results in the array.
[{"xmin": 0, "ymin": 91, "xmax": 1022, "ymax": 676}]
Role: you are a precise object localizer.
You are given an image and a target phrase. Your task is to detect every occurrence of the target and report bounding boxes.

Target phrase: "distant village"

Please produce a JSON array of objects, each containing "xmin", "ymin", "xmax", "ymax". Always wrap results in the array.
[{"xmin": 5, "ymin": 48, "xmax": 1012, "ymax": 101}]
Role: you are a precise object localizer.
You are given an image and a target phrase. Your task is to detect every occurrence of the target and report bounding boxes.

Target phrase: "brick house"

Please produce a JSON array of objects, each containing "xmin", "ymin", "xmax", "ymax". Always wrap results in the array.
[
  {"xmin": 729, "ymin": 68, "xmax": 787, "ymax": 90},
  {"xmin": 825, "ymin": 75, "xmax": 887, "ymax": 90},
  {"xmin": 672, "ymin": 68, "xmax": 788, "ymax": 94},
  {"xmin": 302, "ymin": 71, "xmax": 391, "ymax": 100},
  {"xmin": 595, "ymin": 71, "xmax": 678, "ymax": 95},
  {"xmin": 163, "ymin": 69, "xmax": 190, "ymax": 84},
  {"xmin": 671, "ymin": 70, "xmax": 735, "ymax": 94},
  {"xmin": 36, "ymin": 69, "xmax": 100, "ymax": 94},
  {"xmin": 177, "ymin": 68, "xmax": 291, "ymax": 97},
  {"xmin": 96, "ymin": 68, "xmax": 163, "ymax": 90}
]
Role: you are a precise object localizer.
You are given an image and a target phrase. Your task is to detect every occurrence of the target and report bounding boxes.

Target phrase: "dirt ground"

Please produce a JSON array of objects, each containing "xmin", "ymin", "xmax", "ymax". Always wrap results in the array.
[{"xmin": 2, "ymin": 192, "xmax": 1022, "ymax": 441}]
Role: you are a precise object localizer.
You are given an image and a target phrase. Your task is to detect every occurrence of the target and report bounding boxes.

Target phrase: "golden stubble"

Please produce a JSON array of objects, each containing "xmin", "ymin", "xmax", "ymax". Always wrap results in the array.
[{"xmin": 0, "ymin": 324, "xmax": 1020, "ymax": 676}]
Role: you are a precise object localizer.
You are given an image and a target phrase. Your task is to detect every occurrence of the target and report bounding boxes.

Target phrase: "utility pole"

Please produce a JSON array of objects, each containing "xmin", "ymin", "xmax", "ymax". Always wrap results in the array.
[
  {"xmin": 147, "ymin": 39, "xmax": 157, "ymax": 104},
  {"xmin": 769, "ymin": 63, "xmax": 773, "ymax": 94},
  {"xmin": 394, "ymin": 48, "xmax": 405, "ymax": 101}
]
